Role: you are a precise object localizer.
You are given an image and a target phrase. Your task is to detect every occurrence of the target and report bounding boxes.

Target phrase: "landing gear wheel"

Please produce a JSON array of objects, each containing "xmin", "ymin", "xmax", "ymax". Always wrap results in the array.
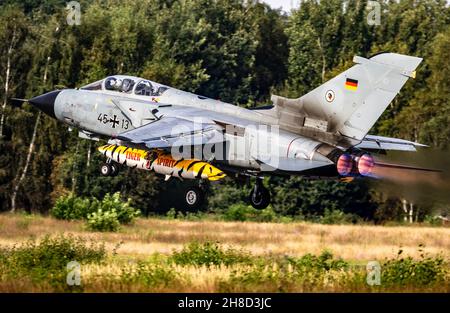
[
  {"xmin": 249, "ymin": 181, "xmax": 270, "ymax": 210},
  {"xmin": 110, "ymin": 163, "xmax": 120, "ymax": 177},
  {"xmin": 184, "ymin": 187, "xmax": 204, "ymax": 210},
  {"xmin": 100, "ymin": 163, "xmax": 112, "ymax": 176}
]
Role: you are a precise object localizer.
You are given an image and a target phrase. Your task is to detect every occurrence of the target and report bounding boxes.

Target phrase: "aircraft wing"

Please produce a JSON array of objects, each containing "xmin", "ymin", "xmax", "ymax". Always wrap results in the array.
[
  {"xmin": 116, "ymin": 116, "xmax": 225, "ymax": 149},
  {"xmin": 355, "ymin": 134, "xmax": 427, "ymax": 152},
  {"xmin": 113, "ymin": 99, "xmax": 261, "ymax": 149}
]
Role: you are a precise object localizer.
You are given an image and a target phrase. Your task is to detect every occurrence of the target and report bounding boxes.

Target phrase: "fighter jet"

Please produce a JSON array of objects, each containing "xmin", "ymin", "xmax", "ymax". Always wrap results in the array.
[{"xmin": 25, "ymin": 52, "xmax": 434, "ymax": 209}]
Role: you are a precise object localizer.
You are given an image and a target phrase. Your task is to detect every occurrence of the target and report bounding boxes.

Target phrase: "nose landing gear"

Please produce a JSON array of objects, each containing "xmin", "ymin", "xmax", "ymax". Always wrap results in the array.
[
  {"xmin": 100, "ymin": 159, "xmax": 120, "ymax": 177},
  {"xmin": 249, "ymin": 178, "xmax": 270, "ymax": 210}
]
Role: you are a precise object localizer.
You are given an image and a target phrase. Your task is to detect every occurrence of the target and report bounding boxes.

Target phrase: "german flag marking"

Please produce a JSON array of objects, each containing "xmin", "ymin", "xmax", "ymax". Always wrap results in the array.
[{"xmin": 345, "ymin": 78, "xmax": 358, "ymax": 91}]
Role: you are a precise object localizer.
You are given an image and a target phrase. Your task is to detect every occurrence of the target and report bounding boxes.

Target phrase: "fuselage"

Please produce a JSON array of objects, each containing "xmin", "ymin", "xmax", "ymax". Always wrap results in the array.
[
  {"xmin": 39, "ymin": 75, "xmax": 336, "ymax": 175},
  {"xmin": 24, "ymin": 52, "xmax": 424, "ymax": 209}
]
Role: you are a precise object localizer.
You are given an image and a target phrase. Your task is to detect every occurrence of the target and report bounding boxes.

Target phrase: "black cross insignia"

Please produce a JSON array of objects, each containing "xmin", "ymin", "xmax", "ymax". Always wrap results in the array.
[{"xmin": 110, "ymin": 115, "xmax": 119, "ymax": 128}]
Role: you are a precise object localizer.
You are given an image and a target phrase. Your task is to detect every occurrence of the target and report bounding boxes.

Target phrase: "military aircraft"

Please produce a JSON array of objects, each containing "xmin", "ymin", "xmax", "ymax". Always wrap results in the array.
[{"xmin": 24, "ymin": 52, "xmax": 434, "ymax": 209}]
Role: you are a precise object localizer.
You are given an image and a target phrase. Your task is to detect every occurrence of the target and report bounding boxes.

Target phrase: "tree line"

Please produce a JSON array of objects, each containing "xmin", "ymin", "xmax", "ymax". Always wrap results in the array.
[{"xmin": 0, "ymin": 0, "xmax": 449, "ymax": 222}]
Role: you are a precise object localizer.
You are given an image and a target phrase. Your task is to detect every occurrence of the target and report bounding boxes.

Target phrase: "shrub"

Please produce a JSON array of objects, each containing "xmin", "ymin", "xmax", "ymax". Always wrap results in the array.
[
  {"xmin": 223, "ymin": 203, "xmax": 259, "ymax": 221},
  {"xmin": 286, "ymin": 250, "xmax": 349, "ymax": 271},
  {"xmin": 219, "ymin": 251, "xmax": 349, "ymax": 292},
  {"xmin": 120, "ymin": 261, "xmax": 179, "ymax": 287},
  {"xmin": 382, "ymin": 249, "xmax": 447, "ymax": 286},
  {"xmin": 320, "ymin": 209, "xmax": 360, "ymax": 225},
  {"xmin": 51, "ymin": 194, "xmax": 94, "ymax": 220},
  {"xmin": 423, "ymin": 215, "xmax": 444, "ymax": 226},
  {"xmin": 0, "ymin": 235, "xmax": 106, "ymax": 284},
  {"xmin": 51, "ymin": 193, "xmax": 140, "ymax": 231},
  {"xmin": 222, "ymin": 204, "xmax": 285, "ymax": 223},
  {"xmin": 169, "ymin": 241, "xmax": 253, "ymax": 267},
  {"xmin": 220, "ymin": 263, "xmax": 287, "ymax": 292},
  {"xmin": 87, "ymin": 209, "xmax": 121, "ymax": 232},
  {"xmin": 166, "ymin": 208, "xmax": 177, "ymax": 219},
  {"xmin": 256, "ymin": 207, "xmax": 277, "ymax": 222},
  {"xmin": 95, "ymin": 193, "xmax": 140, "ymax": 224}
]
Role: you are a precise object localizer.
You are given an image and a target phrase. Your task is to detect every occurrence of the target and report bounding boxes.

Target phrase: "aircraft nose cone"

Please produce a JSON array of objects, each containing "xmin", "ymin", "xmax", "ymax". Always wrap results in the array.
[{"xmin": 28, "ymin": 90, "xmax": 61, "ymax": 118}]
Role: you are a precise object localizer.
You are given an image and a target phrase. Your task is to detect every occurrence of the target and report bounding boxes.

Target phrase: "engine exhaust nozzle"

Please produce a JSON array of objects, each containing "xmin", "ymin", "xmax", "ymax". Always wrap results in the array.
[
  {"xmin": 356, "ymin": 154, "xmax": 375, "ymax": 176},
  {"xmin": 336, "ymin": 153, "xmax": 353, "ymax": 176}
]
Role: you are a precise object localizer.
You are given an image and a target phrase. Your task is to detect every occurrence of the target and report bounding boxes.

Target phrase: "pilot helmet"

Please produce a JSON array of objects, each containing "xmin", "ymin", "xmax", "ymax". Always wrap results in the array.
[
  {"xmin": 122, "ymin": 79, "xmax": 131, "ymax": 92},
  {"xmin": 105, "ymin": 77, "xmax": 116, "ymax": 89},
  {"xmin": 114, "ymin": 78, "xmax": 123, "ymax": 88}
]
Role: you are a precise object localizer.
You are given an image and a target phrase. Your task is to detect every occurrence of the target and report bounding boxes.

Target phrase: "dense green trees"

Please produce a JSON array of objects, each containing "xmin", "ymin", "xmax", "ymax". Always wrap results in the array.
[{"xmin": 0, "ymin": 0, "xmax": 448, "ymax": 221}]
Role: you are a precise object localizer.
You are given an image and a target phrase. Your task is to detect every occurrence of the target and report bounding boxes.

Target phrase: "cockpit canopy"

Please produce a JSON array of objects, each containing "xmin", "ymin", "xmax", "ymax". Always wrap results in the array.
[{"xmin": 80, "ymin": 75, "xmax": 169, "ymax": 97}]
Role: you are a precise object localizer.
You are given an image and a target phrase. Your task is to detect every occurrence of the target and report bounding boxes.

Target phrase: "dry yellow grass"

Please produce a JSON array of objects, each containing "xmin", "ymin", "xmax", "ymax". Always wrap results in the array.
[
  {"xmin": 0, "ymin": 213, "xmax": 448, "ymax": 261},
  {"xmin": 0, "ymin": 213, "xmax": 449, "ymax": 292}
]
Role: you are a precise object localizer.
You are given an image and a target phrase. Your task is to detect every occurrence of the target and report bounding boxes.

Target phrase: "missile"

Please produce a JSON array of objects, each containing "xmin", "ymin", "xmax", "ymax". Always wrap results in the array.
[{"xmin": 98, "ymin": 144, "xmax": 226, "ymax": 181}]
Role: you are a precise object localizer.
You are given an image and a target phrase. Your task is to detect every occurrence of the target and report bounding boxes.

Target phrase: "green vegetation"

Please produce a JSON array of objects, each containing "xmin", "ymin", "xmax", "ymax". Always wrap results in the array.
[
  {"xmin": 382, "ymin": 248, "xmax": 447, "ymax": 287},
  {"xmin": 286, "ymin": 250, "xmax": 349, "ymax": 272},
  {"xmin": 51, "ymin": 193, "xmax": 140, "ymax": 231},
  {"xmin": 219, "ymin": 253, "xmax": 353, "ymax": 293},
  {"xmin": 2, "ymin": 234, "xmax": 446, "ymax": 292},
  {"xmin": 0, "ymin": 235, "xmax": 106, "ymax": 271},
  {"xmin": 86, "ymin": 209, "xmax": 121, "ymax": 232},
  {"xmin": 96, "ymin": 193, "xmax": 140, "ymax": 224},
  {"xmin": 169, "ymin": 241, "xmax": 253, "ymax": 267},
  {"xmin": 120, "ymin": 261, "xmax": 180, "ymax": 288},
  {"xmin": 51, "ymin": 194, "xmax": 96, "ymax": 220},
  {"xmin": 0, "ymin": 0, "xmax": 449, "ymax": 223},
  {"xmin": 0, "ymin": 235, "xmax": 106, "ymax": 289},
  {"xmin": 223, "ymin": 204, "xmax": 277, "ymax": 222},
  {"xmin": 163, "ymin": 204, "xmax": 363, "ymax": 225}
]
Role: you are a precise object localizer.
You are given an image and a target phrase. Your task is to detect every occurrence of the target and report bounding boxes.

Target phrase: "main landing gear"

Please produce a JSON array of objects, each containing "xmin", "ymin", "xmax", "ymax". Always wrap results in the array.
[
  {"xmin": 100, "ymin": 159, "xmax": 120, "ymax": 177},
  {"xmin": 249, "ymin": 178, "xmax": 270, "ymax": 210},
  {"xmin": 183, "ymin": 186, "xmax": 204, "ymax": 210}
]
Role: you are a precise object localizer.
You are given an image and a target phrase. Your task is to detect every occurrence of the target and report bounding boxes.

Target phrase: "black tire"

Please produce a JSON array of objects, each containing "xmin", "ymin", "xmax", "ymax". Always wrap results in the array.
[
  {"xmin": 183, "ymin": 186, "xmax": 204, "ymax": 210},
  {"xmin": 100, "ymin": 163, "xmax": 112, "ymax": 176},
  {"xmin": 249, "ymin": 186, "xmax": 271, "ymax": 210},
  {"xmin": 110, "ymin": 163, "xmax": 120, "ymax": 176}
]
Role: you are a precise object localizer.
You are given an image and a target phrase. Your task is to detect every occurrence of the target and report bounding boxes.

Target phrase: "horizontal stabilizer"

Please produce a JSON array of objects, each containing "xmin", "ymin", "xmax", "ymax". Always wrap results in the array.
[{"xmin": 356, "ymin": 135, "xmax": 427, "ymax": 152}]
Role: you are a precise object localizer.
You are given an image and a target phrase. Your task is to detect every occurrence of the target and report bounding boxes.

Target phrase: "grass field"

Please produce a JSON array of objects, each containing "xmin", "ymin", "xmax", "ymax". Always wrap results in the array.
[{"xmin": 0, "ymin": 213, "xmax": 448, "ymax": 292}]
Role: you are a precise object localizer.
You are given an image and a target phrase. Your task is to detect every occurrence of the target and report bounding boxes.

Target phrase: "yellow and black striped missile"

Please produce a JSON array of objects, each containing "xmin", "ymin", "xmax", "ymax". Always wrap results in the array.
[{"xmin": 98, "ymin": 144, "xmax": 226, "ymax": 181}]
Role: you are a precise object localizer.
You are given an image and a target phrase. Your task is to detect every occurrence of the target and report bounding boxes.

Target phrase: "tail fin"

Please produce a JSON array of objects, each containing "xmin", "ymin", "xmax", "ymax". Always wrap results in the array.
[{"xmin": 272, "ymin": 53, "xmax": 422, "ymax": 142}]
